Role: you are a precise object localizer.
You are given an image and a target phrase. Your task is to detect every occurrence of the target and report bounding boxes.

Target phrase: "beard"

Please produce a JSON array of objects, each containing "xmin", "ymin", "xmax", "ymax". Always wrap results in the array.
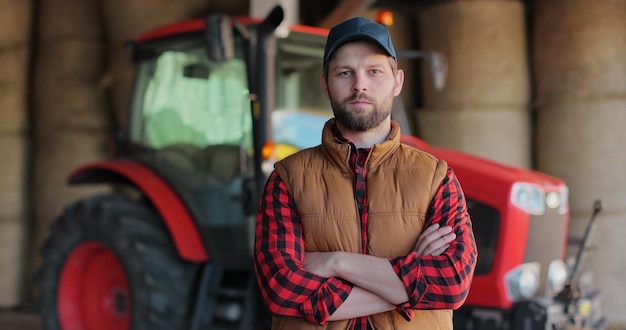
[{"xmin": 329, "ymin": 91, "xmax": 394, "ymax": 132}]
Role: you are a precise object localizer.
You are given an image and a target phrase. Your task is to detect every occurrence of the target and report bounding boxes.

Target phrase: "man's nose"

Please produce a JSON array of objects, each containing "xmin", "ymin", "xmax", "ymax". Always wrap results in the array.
[{"xmin": 352, "ymin": 72, "xmax": 368, "ymax": 92}]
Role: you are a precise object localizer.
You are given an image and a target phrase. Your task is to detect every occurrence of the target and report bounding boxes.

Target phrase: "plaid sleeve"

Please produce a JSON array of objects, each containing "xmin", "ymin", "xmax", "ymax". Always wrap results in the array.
[
  {"xmin": 253, "ymin": 171, "xmax": 353, "ymax": 324},
  {"xmin": 389, "ymin": 167, "xmax": 477, "ymax": 316}
]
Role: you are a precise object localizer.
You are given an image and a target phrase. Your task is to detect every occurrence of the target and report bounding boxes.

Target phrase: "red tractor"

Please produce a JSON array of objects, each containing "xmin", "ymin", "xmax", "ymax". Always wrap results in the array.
[{"xmin": 37, "ymin": 6, "xmax": 605, "ymax": 330}]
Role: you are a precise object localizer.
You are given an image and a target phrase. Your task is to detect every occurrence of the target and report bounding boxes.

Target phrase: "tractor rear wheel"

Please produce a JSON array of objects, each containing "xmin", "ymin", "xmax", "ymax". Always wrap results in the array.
[{"xmin": 37, "ymin": 194, "xmax": 200, "ymax": 330}]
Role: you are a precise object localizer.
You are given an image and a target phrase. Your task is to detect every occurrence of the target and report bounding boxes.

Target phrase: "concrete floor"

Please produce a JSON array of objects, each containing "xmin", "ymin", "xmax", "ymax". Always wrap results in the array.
[{"xmin": 0, "ymin": 310, "xmax": 41, "ymax": 330}]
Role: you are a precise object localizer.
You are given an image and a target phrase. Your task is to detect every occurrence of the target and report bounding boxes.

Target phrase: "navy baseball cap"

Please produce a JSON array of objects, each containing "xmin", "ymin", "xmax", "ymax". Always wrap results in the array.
[{"xmin": 323, "ymin": 17, "xmax": 397, "ymax": 65}]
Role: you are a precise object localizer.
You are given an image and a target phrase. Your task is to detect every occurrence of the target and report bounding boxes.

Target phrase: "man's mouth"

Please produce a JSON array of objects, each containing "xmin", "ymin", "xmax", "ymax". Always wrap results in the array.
[
  {"xmin": 350, "ymin": 99, "xmax": 371, "ymax": 105},
  {"xmin": 348, "ymin": 94, "xmax": 373, "ymax": 106}
]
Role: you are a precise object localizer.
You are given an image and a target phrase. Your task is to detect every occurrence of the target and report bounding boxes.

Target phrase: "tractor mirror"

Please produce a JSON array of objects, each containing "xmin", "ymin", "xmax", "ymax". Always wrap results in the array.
[
  {"xmin": 397, "ymin": 50, "xmax": 448, "ymax": 91},
  {"xmin": 261, "ymin": 5, "xmax": 284, "ymax": 31},
  {"xmin": 427, "ymin": 52, "xmax": 448, "ymax": 91},
  {"xmin": 205, "ymin": 13, "xmax": 234, "ymax": 62}
]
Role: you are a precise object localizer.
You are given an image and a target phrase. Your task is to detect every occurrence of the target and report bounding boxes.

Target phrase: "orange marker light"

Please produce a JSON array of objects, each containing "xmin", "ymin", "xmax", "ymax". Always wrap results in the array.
[
  {"xmin": 261, "ymin": 141, "xmax": 275, "ymax": 160},
  {"xmin": 376, "ymin": 10, "xmax": 394, "ymax": 27}
]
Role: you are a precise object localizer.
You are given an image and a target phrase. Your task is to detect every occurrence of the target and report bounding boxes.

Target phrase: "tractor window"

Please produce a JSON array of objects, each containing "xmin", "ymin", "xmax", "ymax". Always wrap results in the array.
[
  {"xmin": 275, "ymin": 39, "xmax": 329, "ymax": 114},
  {"xmin": 466, "ymin": 198, "xmax": 500, "ymax": 275},
  {"xmin": 272, "ymin": 33, "xmax": 332, "ymax": 158},
  {"xmin": 140, "ymin": 50, "xmax": 251, "ymax": 149}
]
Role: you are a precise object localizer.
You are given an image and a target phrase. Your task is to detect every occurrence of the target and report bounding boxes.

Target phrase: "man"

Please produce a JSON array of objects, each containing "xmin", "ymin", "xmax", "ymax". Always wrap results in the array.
[{"xmin": 254, "ymin": 16, "xmax": 477, "ymax": 330}]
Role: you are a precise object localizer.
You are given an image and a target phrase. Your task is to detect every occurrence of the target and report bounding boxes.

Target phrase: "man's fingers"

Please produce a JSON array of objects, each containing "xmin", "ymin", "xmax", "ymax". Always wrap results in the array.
[
  {"xmin": 420, "ymin": 233, "xmax": 454, "ymax": 255},
  {"xmin": 422, "ymin": 223, "xmax": 440, "ymax": 236},
  {"xmin": 414, "ymin": 224, "xmax": 440, "ymax": 254},
  {"xmin": 421, "ymin": 233, "xmax": 455, "ymax": 255},
  {"xmin": 429, "ymin": 244, "xmax": 449, "ymax": 256},
  {"xmin": 415, "ymin": 226, "xmax": 455, "ymax": 255},
  {"xmin": 418, "ymin": 225, "xmax": 452, "ymax": 249}
]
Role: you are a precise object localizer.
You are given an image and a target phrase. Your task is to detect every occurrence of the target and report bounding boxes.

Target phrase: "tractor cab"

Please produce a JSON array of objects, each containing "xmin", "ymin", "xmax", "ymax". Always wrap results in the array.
[{"xmin": 121, "ymin": 9, "xmax": 331, "ymax": 269}]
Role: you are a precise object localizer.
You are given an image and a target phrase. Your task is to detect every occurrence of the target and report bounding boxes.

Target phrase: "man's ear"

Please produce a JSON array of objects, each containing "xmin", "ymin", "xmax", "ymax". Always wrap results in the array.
[
  {"xmin": 320, "ymin": 74, "xmax": 330, "ymax": 99},
  {"xmin": 394, "ymin": 69, "xmax": 405, "ymax": 97}
]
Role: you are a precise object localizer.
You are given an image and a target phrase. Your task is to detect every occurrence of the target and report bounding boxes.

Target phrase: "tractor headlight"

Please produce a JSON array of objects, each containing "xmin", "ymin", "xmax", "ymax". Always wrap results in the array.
[
  {"xmin": 545, "ymin": 186, "xmax": 569, "ymax": 216},
  {"xmin": 546, "ymin": 259, "xmax": 569, "ymax": 295},
  {"xmin": 511, "ymin": 183, "xmax": 545, "ymax": 215},
  {"xmin": 505, "ymin": 262, "xmax": 541, "ymax": 301},
  {"xmin": 215, "ymin": 301, "xmax": 243, "ymax": 322}
]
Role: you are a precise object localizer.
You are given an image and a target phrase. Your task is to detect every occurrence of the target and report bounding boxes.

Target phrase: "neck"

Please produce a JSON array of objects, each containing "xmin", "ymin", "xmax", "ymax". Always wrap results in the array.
[{"xmin": 337, "ymin": 117, "xmax": 392, "ymax": 149}]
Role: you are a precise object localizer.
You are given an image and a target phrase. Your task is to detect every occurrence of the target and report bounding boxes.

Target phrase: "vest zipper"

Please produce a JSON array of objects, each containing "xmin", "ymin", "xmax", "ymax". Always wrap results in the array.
[
  {"xmin": 355, "ymin": 198, "xmax": 362, "ymax": 253},
  {"xmin": 353, "ymin": 147, "xmax": 368, "ymax": 254}
]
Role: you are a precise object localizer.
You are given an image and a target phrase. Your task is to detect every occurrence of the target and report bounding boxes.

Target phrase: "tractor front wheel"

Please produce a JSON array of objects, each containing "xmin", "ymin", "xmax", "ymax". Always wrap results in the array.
[{"xmin": 37, "ymin": 194, "xmax": 200, "ymax": 330}]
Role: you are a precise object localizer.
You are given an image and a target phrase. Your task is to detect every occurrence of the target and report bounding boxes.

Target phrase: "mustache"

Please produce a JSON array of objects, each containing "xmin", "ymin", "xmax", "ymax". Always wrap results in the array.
[{"xmin": 346, "ymin": 92, "xmax": 374, "ymax": 103}]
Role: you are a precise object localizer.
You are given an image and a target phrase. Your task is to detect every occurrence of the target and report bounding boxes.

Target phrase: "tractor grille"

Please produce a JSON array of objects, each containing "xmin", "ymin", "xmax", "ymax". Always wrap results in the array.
[{"xmin": 524, "ymin": 207, "xmax": 568, "ymax": 295}]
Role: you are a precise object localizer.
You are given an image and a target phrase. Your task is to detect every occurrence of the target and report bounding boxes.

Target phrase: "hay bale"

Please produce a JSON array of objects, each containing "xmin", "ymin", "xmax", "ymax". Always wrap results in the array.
[
  {"xmin": 0, "ymin": 220, "xmax": 27, "ymax": 307},
  {"xmin": 38, "ymin": 0, "xmax": 102, "ymax": 41},
  {"xmin": 0, "ymin": 0, "xmax": 32, "ymax": 307},
  {"xmin": 415, "ymin": 0, "xmax": 531, "ymax": 168},
  {"xmin": 0, "ymin": 48, "xmax": 28, "ymax": 133},
  {"xmin": 0, "ymin": 0, "xmax": 32, "ymax": 45},
  {"xmin": 417, "ymin": 106, "xmax": 531, "ymax": 168},
  {"xmin": 417, "ymin": 0, "xmax": 529, "ymax": 108},
  {"xmin": 34, "ymin": 40, "xmax": 109, "ymax": 133},
  {"xmin": 0, "ymin": 135, "xmax": 28, "ymax": 224},
  {"xmin": 0, "ymin": 134, "xmax": 28, "ymax": 307},
  {"xmin": 532, "ymin": 0, "xmax": 626, "ymax": 104},
  {"xmin": 536, "ymin": 99, "xmax": 626, "ymax": 214}
]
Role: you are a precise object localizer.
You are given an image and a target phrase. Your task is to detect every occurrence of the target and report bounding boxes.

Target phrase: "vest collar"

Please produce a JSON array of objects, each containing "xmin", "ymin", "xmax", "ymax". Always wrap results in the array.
[{"xmin": 321, "ymin": 118, "xmax": 402, "ymax": 171}]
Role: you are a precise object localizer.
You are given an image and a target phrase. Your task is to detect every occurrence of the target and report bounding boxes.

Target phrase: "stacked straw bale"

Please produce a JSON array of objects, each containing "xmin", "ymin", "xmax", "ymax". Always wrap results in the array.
[
  {"xmin": 0, "ymin": 0, "xmax": 33, "ymax": 307},
  {"xmin": 416, "ymin": 0, "xmax": 530, "ymax": 168},
  {"xmin": 533, "ymin": 0, "xmax": 626, "ymax": 325},
  {"xmin": 32, "ymin": 0, "xmax": 112, "ymax": 275}
]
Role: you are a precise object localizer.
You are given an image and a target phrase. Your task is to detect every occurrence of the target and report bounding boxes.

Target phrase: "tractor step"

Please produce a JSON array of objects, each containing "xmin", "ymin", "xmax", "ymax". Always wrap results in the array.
[{"xmin": 190, "ymin": 264, "xmax": 263, "ymax": 329}]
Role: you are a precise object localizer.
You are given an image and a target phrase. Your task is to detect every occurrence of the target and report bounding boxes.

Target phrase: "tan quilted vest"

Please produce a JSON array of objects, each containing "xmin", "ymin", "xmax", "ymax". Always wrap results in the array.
[{"xmin": 272, "ymin": 120, "xmax": 451, "ymax": 330}]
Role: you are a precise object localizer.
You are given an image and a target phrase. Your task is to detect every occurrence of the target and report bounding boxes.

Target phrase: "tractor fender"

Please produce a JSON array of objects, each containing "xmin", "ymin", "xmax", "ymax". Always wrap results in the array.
[{"xmin": 68, "ymin": 160, "xmax": 209, "ymax": 262}]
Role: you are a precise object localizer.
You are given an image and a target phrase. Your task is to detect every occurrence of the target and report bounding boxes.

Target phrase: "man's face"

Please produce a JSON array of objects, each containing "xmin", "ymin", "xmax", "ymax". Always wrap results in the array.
[{"xmin": 321, "ymin": 41, "xmax": 404, "ymax": 132}]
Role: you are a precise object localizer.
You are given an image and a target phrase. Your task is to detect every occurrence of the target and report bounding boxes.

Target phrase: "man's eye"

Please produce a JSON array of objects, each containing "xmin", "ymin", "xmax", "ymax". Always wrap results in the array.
[{"xmin": 371, "ymin": 69, "xmax": 382, "ymax": 74}]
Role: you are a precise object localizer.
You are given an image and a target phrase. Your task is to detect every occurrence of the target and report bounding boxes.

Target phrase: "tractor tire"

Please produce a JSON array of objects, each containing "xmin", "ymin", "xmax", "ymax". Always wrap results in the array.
[{"xmin": 37, "ymin": 194, "xmax": 201, "ymax": 330}]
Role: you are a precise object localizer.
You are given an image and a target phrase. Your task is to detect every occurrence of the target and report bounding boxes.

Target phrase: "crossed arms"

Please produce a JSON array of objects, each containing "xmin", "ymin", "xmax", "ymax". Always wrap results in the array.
[{"xmin": 253, "ymin": 168, "xmax": 477, "ymax": 324}]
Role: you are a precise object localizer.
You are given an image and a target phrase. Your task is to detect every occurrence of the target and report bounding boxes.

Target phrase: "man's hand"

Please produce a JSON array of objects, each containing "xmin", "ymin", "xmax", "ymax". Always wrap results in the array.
[{"xmin": 414, "ymin": 223, "xmax": 456, "ymax": 256}]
